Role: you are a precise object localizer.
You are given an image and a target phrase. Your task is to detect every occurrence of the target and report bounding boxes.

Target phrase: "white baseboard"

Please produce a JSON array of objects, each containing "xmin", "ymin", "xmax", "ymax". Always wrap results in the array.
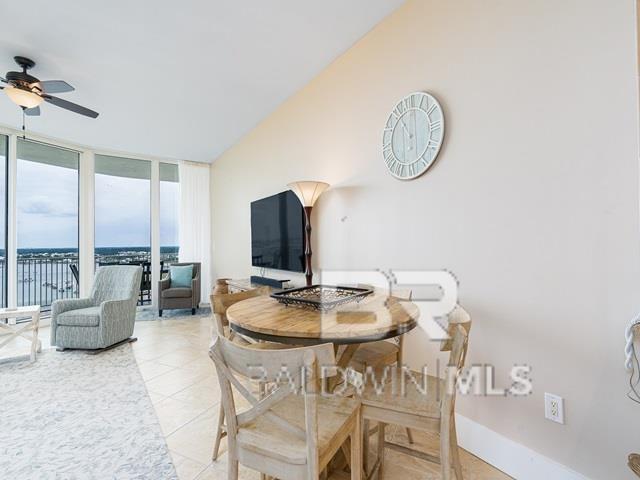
[{"xmin": 455, "ymin": 414, "xmax": 590, "ymax": 480}]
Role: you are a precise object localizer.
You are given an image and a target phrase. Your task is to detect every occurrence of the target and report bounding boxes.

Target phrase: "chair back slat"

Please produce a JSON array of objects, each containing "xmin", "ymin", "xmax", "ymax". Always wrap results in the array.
[{"xmin": 236, "ymin": 385, "xmax": 297, "ymax": 427}]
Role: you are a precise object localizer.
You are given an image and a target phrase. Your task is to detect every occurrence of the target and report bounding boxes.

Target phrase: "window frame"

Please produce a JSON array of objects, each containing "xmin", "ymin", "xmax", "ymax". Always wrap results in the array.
[
  {"xmin": 15, "ymin": 137, "xmax": 81, "ymax": 309},
  {"xmin": 0, "ymin": 126, "xmax": 180, "ymax": 310},
  {"xmin": 0, "ymin": 135, "xmax": 8, "ymax": 307}
]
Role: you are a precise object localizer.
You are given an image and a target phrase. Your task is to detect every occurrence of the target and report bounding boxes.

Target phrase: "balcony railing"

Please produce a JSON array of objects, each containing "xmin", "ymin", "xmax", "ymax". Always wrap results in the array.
[
  {"xmin": 0, "ymin": 251, "xmax": 179, "ymax": 311},
  {"xmin": 18, "ymin": 255, "xmax": 79, "ymax": 310}
]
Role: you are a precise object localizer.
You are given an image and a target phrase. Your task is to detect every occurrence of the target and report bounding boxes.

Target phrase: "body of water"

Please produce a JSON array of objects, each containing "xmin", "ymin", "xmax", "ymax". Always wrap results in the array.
[{"xmin": 0, "ymin": 246, "xmax": 179, "ymax": 309}]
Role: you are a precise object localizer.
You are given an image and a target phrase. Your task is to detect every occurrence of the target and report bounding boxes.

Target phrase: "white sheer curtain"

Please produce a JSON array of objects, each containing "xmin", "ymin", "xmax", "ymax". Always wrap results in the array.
[{"xmin": 179, "ymin": 161, "xmax": 211, "ymax": 304}]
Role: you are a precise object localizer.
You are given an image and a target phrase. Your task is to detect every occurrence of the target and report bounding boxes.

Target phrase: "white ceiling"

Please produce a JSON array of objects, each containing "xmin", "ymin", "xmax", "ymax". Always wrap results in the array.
[{"xmin": 0, "ymin": 0, "xmax": 404, "ymax": 162}]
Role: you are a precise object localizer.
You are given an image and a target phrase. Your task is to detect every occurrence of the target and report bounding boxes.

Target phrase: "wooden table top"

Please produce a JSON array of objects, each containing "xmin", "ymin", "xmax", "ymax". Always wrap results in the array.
[{"xmin": 226, "ymin": 291, "xmax": 420, "ymax": 345}]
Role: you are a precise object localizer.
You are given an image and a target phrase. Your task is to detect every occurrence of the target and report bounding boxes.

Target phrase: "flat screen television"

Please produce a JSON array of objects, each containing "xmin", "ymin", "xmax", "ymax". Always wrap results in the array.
[{"xmin": 251, "ymin": 191, "xmax": 305, "ymax": 272}]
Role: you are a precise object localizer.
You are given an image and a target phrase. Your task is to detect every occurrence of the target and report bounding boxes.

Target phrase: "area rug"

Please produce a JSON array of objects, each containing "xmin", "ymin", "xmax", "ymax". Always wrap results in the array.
[
  {"xmin": 136, "ymin": 306, "xmax": 211, "ymax": 321},
  {"xmin": 0, "ymin": 345, "xmax": 177, "ymax": 479}
]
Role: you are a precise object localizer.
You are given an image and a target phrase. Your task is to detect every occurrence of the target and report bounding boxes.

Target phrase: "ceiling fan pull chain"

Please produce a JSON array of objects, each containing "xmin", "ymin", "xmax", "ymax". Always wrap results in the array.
[{"xmin": 21, "ymin": 107, "xmax": 26, "ymax": 139}]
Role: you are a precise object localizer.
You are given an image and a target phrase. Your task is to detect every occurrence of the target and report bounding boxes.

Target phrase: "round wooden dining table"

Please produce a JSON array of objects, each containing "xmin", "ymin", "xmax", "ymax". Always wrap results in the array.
[{"xmin": 226, "ymin": 290, "xmax": 420, "ymax": 374}]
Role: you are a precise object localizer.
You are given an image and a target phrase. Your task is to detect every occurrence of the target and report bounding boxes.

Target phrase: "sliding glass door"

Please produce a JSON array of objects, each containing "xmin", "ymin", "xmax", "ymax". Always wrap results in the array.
[
  {"xmin": 16, "ymin": 139, "xmax": 80, "ymax": 308},
  {"xmin": 0, "ymin": 130, "xmax": 181, "ymax": 310},
  {"xmin": 94, "ymin": 154, "xmax": 151, "ymax": 302}
]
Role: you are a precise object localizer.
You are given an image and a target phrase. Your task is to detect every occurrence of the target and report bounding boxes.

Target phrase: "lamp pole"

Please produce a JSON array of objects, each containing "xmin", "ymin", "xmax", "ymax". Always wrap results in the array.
[{"xmin": 303, "ymin": 206, "xmax": 313, "ymax": 286}]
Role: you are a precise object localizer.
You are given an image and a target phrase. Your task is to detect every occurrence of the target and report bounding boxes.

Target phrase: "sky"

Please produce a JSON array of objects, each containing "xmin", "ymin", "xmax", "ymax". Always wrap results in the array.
[{"xmin": 15, "ymin": 160, "xmax": 179, "ymax": 249}]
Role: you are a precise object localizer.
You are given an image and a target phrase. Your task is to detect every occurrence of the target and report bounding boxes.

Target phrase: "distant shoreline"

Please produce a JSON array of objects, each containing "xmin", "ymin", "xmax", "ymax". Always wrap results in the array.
[{"xmin": 0, "ymin": 246, "xmax": 179, "ymax": 258}]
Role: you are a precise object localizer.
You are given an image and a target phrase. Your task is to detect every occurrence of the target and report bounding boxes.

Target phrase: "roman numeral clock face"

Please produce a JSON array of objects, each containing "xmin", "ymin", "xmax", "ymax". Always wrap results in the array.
[{"xmin": 382, "ymin": 92, "xmax": 445, "ymax": 180}]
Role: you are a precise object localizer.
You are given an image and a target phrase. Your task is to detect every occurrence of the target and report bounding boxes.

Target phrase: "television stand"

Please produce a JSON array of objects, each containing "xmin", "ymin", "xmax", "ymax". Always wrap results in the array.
[
  {"xmin": 226, "ymin": 277, "xmax": 290, "ymax": 293},
  {"xmin": 250, "ymin": 276, "xmax": 290, "ymax": 289}
]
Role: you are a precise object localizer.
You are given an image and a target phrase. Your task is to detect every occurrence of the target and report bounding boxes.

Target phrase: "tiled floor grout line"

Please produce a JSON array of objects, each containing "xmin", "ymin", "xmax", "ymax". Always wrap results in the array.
[
  {"xmin": 164, "ymin": 403, "xmax": 221, "ymax": 465},
  {"xmin": 170, "ymin": 450, "xmax": 211, "ymax": 480},
  {"xmin": 144, "ymin": 369, "xmax": 212, "ymax": 398}
]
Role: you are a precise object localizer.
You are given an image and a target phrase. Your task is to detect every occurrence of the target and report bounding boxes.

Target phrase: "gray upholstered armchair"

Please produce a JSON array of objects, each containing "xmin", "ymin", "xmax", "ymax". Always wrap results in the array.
[
  {"xmin": 158, "ymin": 262, "xmax": 201, "ymax": 316},
  {"xmin": 51, "ymin": 265, "xmax": 142, "ymax": 351}
]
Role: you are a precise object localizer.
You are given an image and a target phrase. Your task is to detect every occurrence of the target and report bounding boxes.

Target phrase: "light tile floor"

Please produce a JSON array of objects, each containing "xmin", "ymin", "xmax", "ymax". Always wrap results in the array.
[{"xmin": 1, "ymin": 316, "xmax": 512, "ymax": 480}]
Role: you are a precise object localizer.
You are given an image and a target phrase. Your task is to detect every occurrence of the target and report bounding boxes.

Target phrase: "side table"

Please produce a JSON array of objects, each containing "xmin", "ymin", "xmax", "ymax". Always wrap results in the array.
[{"xmin": 0, "ymin": 305, "xmax": 42, "ymax": 362}]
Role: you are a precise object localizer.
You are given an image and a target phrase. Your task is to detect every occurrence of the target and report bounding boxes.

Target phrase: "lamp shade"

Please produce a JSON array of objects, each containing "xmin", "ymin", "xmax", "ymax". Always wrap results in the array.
[
  {"xmin": 287, "ymin": 181, "xmax": 329, "ymax": 207},
  {"xmin": 5, "ymin": 86, "xmax": 43, "ymax": 109}
]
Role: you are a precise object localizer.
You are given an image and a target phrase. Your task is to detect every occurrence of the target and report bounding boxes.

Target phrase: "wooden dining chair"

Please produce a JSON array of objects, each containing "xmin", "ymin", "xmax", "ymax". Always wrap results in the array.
[
  {"xmin": 349, "ymin": 289, "xmax": 414, "ymax": 444},
  {"xmin": 210, "ymin": 287, "xmax": 290, "ymax": 461},
  {"xmin": 209, "ymin": 335, "xmax": 362, "ymax": 480},
  {"xmin": 211, "ymin": 287, "xmax": 270, "ymax": 345},
  {"xmin": 359, "ymin": 305, "xmax": 471, "ymax": 480}
]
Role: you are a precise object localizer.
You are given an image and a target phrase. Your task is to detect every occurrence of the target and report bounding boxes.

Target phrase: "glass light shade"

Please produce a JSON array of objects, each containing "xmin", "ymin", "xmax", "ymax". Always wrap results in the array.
[
  {"xmin": 287, "ymin": 181, "xmax": 329, "ymax": 207},
  {"xmin": 5, "ymin": 86, "xmax": 44, "ymax": 109}
]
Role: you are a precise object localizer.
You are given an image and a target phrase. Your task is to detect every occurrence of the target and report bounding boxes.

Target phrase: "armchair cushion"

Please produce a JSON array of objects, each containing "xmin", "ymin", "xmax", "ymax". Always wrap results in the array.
[
  {"xmin": 162, "ymin": 287, "xmax": 193, "ymax": 299},
  {"xmin": 56, "ymin": 306, "xmax": 101, "ymax": 327},
  {"xmin": 169, "ymin": 265, "xmax": 193, "ymax": 288}
]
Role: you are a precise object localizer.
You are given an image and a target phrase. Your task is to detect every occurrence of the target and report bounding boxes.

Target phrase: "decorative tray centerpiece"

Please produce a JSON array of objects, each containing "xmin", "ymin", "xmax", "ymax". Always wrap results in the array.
[{"xmin": 270, "ymin": 285, "xmax": 373, "ymax": 312}]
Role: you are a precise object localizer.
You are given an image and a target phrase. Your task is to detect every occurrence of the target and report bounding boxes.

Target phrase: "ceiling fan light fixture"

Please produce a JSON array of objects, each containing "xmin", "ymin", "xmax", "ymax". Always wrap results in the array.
[{"xmin": 5, "ymin": 86, "xmax": 43, "ymax": 109}]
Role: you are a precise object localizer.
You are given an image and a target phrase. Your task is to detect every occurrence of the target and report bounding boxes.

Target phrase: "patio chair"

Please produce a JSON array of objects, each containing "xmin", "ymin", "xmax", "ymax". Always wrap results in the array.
[
  {"xmin": 50, "ymin": 265, "xmax": 142, "ymax": 352},
  {"xmin": 69, "ymin": 264, "xmax": 80, "ymax": 286}
]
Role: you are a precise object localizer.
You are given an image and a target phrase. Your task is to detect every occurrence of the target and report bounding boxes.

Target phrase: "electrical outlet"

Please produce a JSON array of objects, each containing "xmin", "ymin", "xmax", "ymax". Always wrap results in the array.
[{"xmin": 544, "ymin": 393, "xmax": 564, "ymax": 424}]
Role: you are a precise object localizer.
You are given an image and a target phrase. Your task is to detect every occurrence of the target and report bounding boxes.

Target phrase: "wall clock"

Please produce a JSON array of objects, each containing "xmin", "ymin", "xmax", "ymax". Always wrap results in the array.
[{"xmin": 382, "ymin": 91, "xmax": 445, "ymax": 180}]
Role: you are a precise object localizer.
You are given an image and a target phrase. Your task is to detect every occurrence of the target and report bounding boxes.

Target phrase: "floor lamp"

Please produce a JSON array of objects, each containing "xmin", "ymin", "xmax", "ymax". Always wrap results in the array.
[{"xmin": 287, "ymin": 181, "xmax": 329, "ymax": 286}]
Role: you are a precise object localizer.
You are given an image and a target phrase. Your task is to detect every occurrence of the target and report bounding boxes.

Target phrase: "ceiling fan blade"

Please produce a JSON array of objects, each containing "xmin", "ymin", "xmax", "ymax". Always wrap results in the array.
[
  {"xmin": 40, "ymin": 80, "xmax": 74, "ymax": 94},
  {"xmin": 25, "ymin": 106, "xmax": 40, "ymax": 116},
  {"xmin": 43, "ymin": 95, "xmax": 99, "ymax": 118}
]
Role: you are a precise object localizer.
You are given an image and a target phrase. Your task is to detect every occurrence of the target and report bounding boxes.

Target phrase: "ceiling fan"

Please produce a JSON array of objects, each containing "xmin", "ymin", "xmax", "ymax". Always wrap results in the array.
[{"xmin": 0, "ymin": 56, "xmax": 99, "ymax": 118}]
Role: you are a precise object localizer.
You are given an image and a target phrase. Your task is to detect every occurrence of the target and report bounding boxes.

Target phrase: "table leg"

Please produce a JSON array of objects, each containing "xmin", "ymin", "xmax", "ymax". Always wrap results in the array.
[
  {"xmin": 30, "ymin": 312, "xmax": 40, "ymax": 362},
  {"xmin": 328, "ymin": 344, "xmax": 360, "ymax": 392}
]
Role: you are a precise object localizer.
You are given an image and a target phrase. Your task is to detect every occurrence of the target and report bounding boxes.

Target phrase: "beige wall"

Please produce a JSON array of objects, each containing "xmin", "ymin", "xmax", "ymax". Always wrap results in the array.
[{"xmin": 211, "ymin": 1, "xmax": 640, "ymax": 477}]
